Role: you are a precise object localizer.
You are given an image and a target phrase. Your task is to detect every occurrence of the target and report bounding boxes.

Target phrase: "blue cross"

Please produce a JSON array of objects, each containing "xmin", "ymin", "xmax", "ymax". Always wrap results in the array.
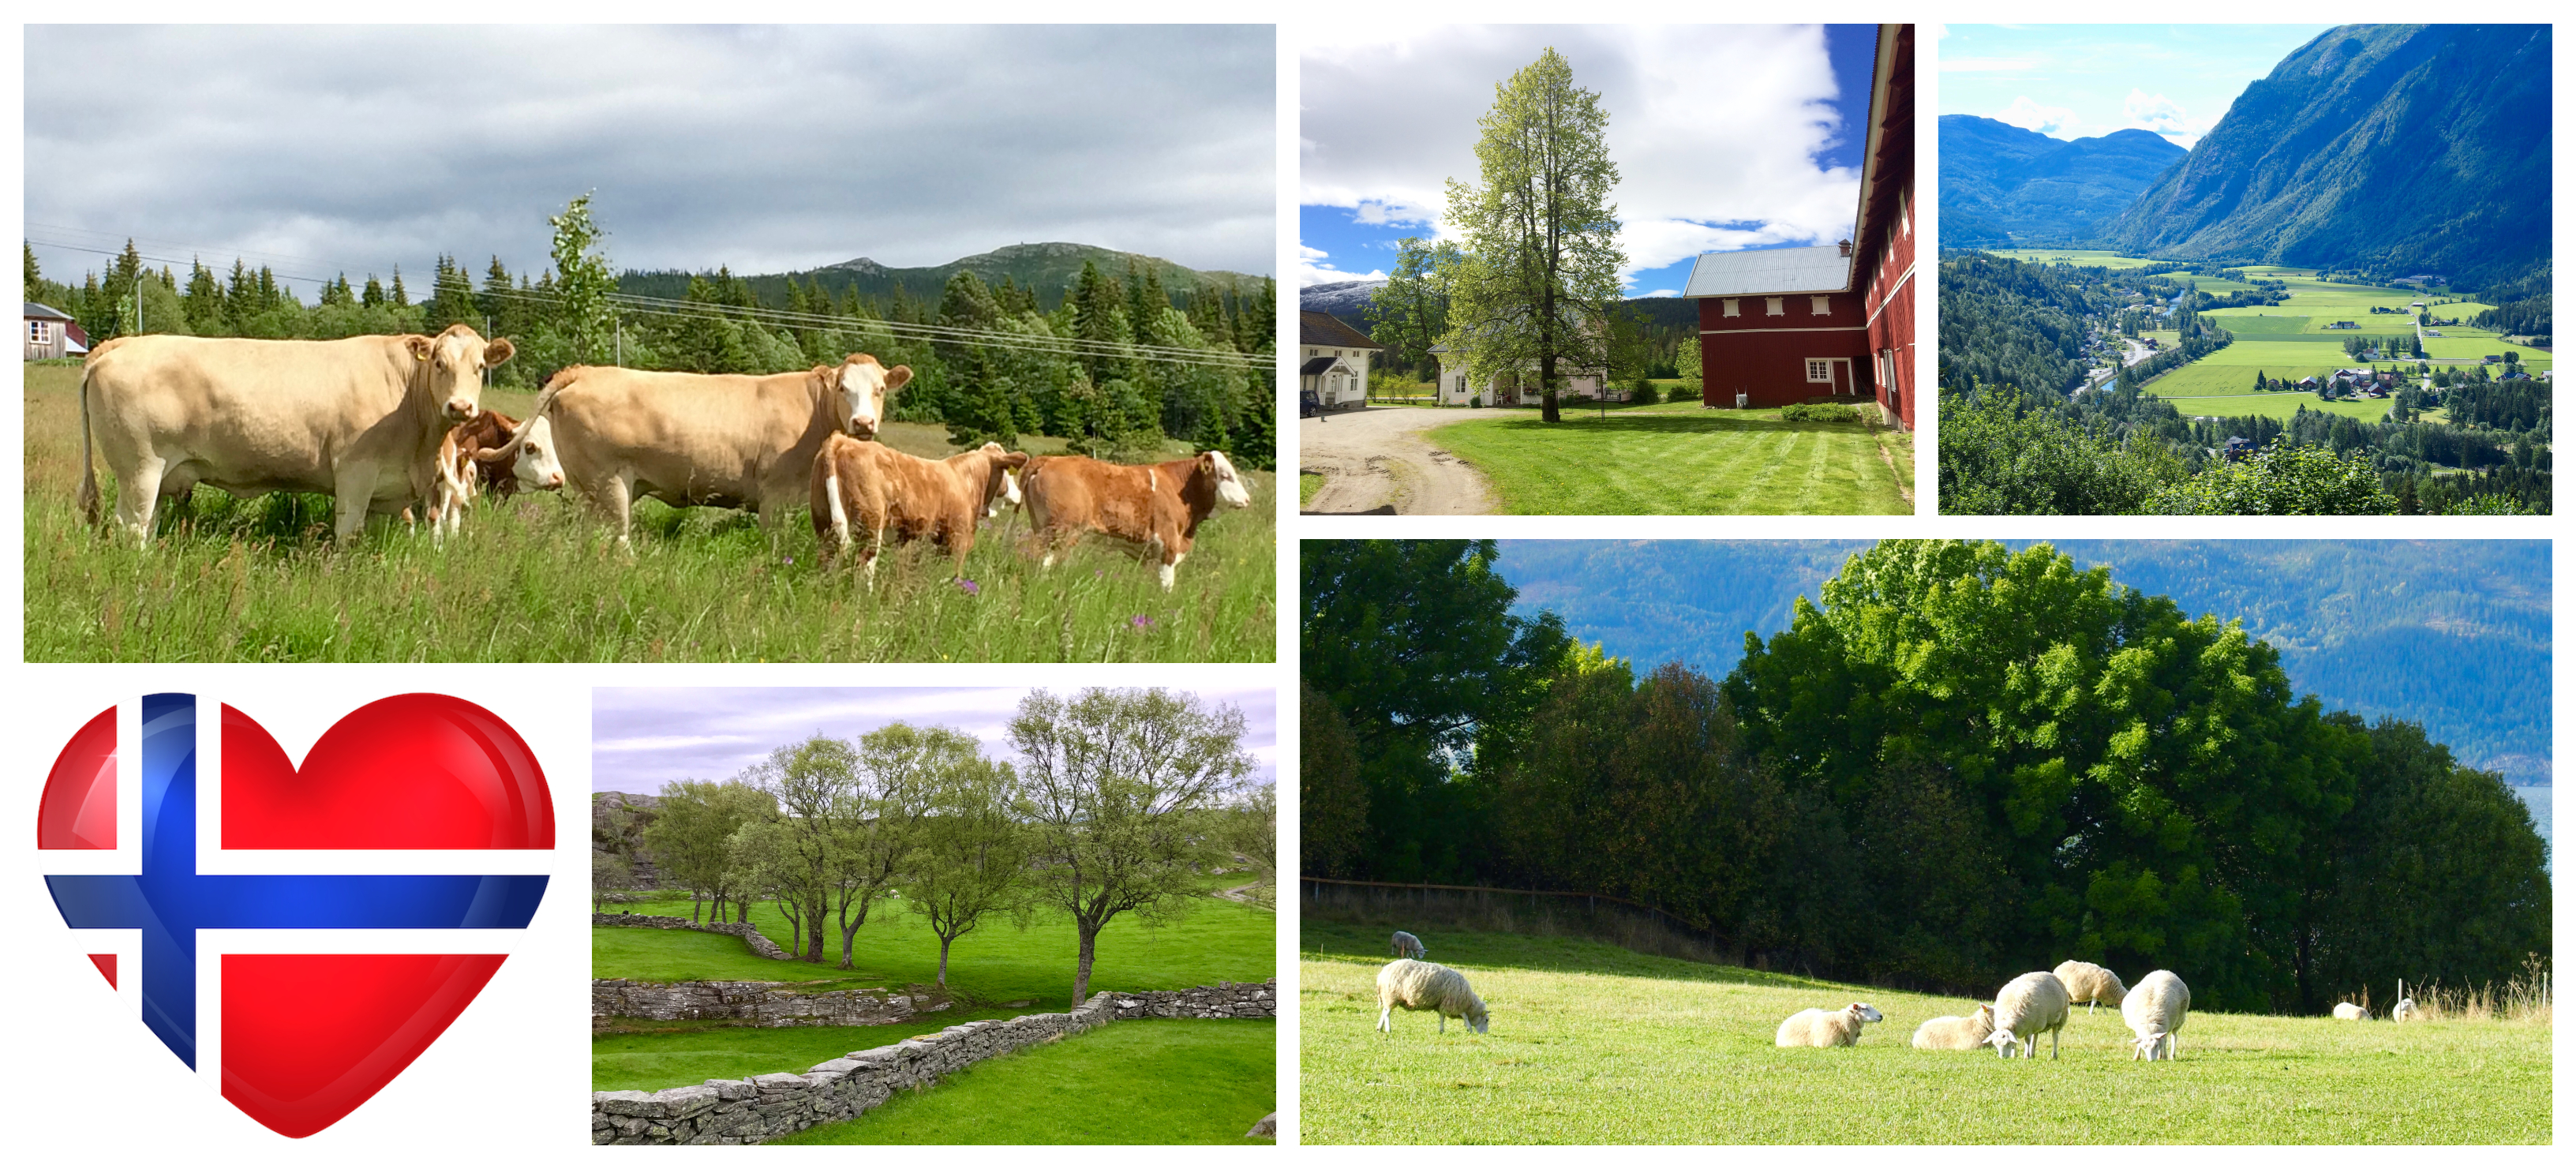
[{"xmin": 45, "ymin": 694, "xmax": 549, "ymax": 1069}]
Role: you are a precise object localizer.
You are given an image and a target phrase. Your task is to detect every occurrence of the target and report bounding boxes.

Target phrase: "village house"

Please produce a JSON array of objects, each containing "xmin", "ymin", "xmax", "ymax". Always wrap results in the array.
[
  {"xmin": 24, "ymin": 302, "xmax": 87, "ymax": 361},
  {"xmin": 1298, "ymin": 310, "xmax": 1380, "ymax": 411},
  {"xmin": 1429, "ymin": 322, "xmax": 1610, "ymax": 406},
  {"xmin": 1681, "ymin": 24, "xmax": 1914, "ymax": 428}
]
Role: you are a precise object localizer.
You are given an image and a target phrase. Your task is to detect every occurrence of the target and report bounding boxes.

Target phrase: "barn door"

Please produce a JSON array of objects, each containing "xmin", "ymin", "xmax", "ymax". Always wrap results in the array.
[{"xmin": 1831, "ymin": 358, "xmax": 1852, "ymax": 395}]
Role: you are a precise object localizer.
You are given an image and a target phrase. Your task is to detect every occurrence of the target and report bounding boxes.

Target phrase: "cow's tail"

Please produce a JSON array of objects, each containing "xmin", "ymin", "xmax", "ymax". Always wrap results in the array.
[
  {"xmin": 75, "ymin": 357, "xmax": 102, "ymax": 527},
  {"xmin": 489, "ymin": 367, "xmax": 575, "ymax": 461}
]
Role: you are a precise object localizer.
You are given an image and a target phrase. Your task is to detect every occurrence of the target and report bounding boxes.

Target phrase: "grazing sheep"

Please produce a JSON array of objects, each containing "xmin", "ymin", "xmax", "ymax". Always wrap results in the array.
[
  {"xmin": 2391, "ymin": 996, "xmax": 2417, "ymax": 1023},
  {"xmin": 1911, "ymin": 1004, "xmax": 1996, "ymax": 1051},
  {"xmin": 1775, "ymin": 1002, "xmax": 1885, "ymax": 1047},
  {"xmin": 1391, "ymin": 931, "xmax": 1426, "ymax": 961},
  {"xmin": 2332, "ymin": 1001, "xmax": 2372, "ymax": 1021},
  {"xmin": 2053, "ymin": 960, "xmax": 2130, "ymax": 1014},
  {"xmin": 1986, "ymin": 972, "xmax": 2072, "ymax": 1059},
  {"xmin": 1376, "ymin": 959, "xmax": 1488, "ymax": 1036},
  {"xmin": 2123, "ymin": 969, "xmax": 2190, "ymax": 1060}
]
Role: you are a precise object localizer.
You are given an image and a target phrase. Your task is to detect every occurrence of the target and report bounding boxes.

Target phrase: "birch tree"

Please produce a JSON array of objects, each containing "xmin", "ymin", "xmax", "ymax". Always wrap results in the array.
[
  {"xmin": 1009, "ymin": 688, "xmax": 1253, "ymax": 1006},
  {"xmin": 1442, "ymin": 47, "xmax": 1625, "ymax": 424},
  {"xmin": 904, "ymin": 748, "xmax": 1030, "ymax": 990}
]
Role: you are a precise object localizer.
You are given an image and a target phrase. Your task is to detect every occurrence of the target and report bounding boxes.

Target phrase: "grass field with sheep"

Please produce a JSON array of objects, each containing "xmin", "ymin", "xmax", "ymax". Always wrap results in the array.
[
  {"xmin": 21, "ymin": 362, "xmax": 1275, "ymax": 662},
  {"xmin": 1299, "ymin": 921, "xmax": 2551, "ymax": 1144}
]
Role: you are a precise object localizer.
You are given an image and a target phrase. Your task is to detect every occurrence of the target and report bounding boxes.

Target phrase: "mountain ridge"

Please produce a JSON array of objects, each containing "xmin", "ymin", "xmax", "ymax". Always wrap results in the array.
[
  {"xmin": 1940, "ymin": 114, "xmax": 2188, "ymax": 245},
  {"xmin": 621, "ymin": 241, "xmax": 1271, "ymax": 309}
]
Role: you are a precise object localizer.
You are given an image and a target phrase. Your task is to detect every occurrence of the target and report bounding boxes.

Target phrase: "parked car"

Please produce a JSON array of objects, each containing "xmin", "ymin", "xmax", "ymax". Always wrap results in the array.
[{"xmin": 1300, "ymin": 388, "xmax": 1320, "ymax": 418}]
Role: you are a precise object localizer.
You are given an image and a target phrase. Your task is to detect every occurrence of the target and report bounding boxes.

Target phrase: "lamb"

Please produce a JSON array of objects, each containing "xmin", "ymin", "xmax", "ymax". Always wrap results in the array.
[
  {"xmin": 2122, "ymin": 969, "xmax": 2190, "ymax": 1060},
  {"xmin": 1911, "ymin": 1004, "xmax": 1996, "ymax": 1051},
  {"xmin": 2053, "ymin": 959, "xmax": 2129, "ymax": 1014},
  {"xmin": 1376, "ymin": 959, "xmax": 1488, "ymax": 1036},
  {"xmin": 1986, "ymin": 971, "xmax": 2072, "ymax": 1059},
  {"xmin": 1391, "ymin": 931, "xmax": 1426, "ymax": 961},
  {"xmin": 2332, "ymin": 1001, "xmax": 2372, "ymax": 1021},
  {"xmin": 1774, "ymin": 1002, "xmax": 1885, "ymax": 1047}
]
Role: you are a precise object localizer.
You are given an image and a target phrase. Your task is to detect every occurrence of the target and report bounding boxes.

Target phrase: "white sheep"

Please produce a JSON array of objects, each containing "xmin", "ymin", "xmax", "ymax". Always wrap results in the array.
[
  {"xmin": 1911, "ymin": 1004, "xmax": 1996, "ymax": 1051},
  {"xmin": 2122, "ymin": 969, "xmax": 2189, "ymax": 1060},
  {"xmin": 2331, "ymin": 1001, "xmax": 2372, "ymax": 1021},
  {"xmin": 1391, "ymin": 930, "xmax": 1426, "ymax": 961},
  {"xmin": 1376, "ymin": 959, "xmax": 1488, "ymax": 1036},
  {"xmin": 1775, "ymin": 1002, "xmax": 1885, "ymax": 1047},
  {"xmin": 2391, "ymin": 996, "xmax": 2417, "ymax": 1022},
  {"xmin": 1986, "ymin": 971, "xmax": 2072, "ymax": 1059},
  {"xmin": 2053, "ymin": 959, "xmax": 2129, "ymax": 1014}
]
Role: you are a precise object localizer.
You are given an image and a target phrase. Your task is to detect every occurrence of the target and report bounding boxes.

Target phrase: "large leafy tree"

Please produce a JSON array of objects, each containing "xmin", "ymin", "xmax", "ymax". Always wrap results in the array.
[
  {"xmin": 1365, "ymin": 236, "xmax": 1460, "ymax": 376},
  {"xmin": 548, "ymin": 193, "xmax": 617, "ymax": 363},
  {"xmin": 895, "ymin": 726, "xmax": 1027, "ymax": 990},
  {"xmin": 1442, "ymin": 47, "xmax": 1625, "ymax": 424}
]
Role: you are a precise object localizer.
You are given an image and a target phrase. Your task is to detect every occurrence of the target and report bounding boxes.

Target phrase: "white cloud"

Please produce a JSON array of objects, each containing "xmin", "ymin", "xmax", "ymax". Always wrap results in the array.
[
  {"xmin": 1994, "ymin": 95, "xmax": 2085, "ymax": 138},
  {"xmin": 2121, "ymin": 88, "xmax": 2205, "ymax": 148},
  {"xmin": 1297, "ymin": 243, "xmax": 1387, "ymax": 288},
  {"xmin": 1301, "ymin": 24, "xmax": 1865, "ymax": 287}
]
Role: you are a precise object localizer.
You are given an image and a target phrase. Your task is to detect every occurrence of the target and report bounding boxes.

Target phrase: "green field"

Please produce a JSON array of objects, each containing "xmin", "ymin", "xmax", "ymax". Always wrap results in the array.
[
  {"xmin": 1300, "ymin": 472, "xmax": 1324, "ymax": 507},
  {"xmin": 1987, "ymin": 249, "xmax": 2167, "ymax": 269},
  {"xmin": 1300, "ymin": 923, "xmax": 2551, "ymax": 1144},
  {"xmin": 1427, "ymin": 401, "xmax": 1911, "ymax": 515},
  {"xmin": 594, "ymin": 1010, "xmax": 1035, "ymax": 1092},
  {"xmin": 2154, "ymin": 392, "xmax": 2393, "ymax": 423},
  {"xmin": 24, "ymin": 365, "xmax": 1273, "ymax": 661},
  {"xmin": 773, "ymin": 1018, "xmax": 1275, "ymax": 1145}
]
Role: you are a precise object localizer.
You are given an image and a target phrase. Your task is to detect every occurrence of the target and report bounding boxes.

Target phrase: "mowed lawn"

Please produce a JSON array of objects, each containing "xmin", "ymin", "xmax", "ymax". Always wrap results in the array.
[
  {"xmin": 22, "ymin": 363, "xmax": 1274, "ymax": 661},
  {"xmin": 1300, "ymin": 922, "xmax": 2551, "ymax": 1145},
  {"xmin": 773, "ymin": 1018, "xmax": 1275, "ymax": 1145},
  {"xmin": 1427, "ymin": 402, "xmax": 1911, "ymax": 515}
]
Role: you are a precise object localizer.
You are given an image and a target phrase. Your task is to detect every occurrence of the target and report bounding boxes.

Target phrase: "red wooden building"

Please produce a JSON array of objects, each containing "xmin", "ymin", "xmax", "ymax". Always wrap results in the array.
[{"xmin": 1687, "ymin": 24, "xmax": 1915, "ymax": 429}]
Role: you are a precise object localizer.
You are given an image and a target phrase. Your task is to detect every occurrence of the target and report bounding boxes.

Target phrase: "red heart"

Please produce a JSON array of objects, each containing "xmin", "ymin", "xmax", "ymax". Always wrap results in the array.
[
  {"xmin": 222, "ymin": 694, "xmax": 553, "ymax": 850},
  {"xmin": 223, "ymin": 954, "xmax": 507, "ymax": 1138}
]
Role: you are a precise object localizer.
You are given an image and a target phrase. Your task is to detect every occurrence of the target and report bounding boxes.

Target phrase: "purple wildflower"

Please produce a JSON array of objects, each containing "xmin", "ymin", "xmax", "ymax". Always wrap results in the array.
[
  {"xmin": 957, "ymin": 579, "xmax": 981, "ymax": 597},
  {"xmin": 1129, "ymin": 614, "xmax": 1155, "ymax": 630}
]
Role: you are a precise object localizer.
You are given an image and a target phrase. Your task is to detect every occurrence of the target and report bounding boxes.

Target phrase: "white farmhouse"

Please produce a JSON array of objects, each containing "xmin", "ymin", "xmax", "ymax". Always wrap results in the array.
[{"xmin": 1299, "ymin": 310, "xmax": 1380, "ymax": 410}]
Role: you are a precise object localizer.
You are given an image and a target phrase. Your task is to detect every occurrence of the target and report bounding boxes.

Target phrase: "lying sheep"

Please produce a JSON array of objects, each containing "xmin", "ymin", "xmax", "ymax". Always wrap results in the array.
[
  {"xmin": 1986, "ymin": 972, "xmax": 2072, "ymax": 1059},
  {"xmin": 1391, "ymin": 931, "xmax": 1426, "ymax": 961},
  {"xmin": 2053, "ymin": 960, "xmax": 2129, "ymax": 1014},
  {"xmin": 1376, "ymin": 959, "xmax": 1488, "ymax": 1036},
  {"xmin": 1911, "ymin": 1004, "xmax": 1996, "ymax": 1051},
  {"xmin": 2123, "ymin": 969, "xmax": 2190, "ymax": 1060},
  {"xmin": 2391, "ymin": 996, "xmax": 2417, "ymax": 1023},
  {"xmin": 1775, "ymin": 1002, "xmax": 1885, "ymax": 1047},
  {"xmin": 2332, "ymin": 1001, "xmax": 2372, "ymax": 1021}
]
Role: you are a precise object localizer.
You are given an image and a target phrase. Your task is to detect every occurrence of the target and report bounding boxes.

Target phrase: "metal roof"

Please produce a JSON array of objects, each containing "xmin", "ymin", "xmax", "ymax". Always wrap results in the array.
[
  {"xmin": 1682, "ymin": 245, "xmax": 1852, "ymax": 298},
  {"xmin": 24, "ymin": 302, "xmax": 75, "ymax": 320}
]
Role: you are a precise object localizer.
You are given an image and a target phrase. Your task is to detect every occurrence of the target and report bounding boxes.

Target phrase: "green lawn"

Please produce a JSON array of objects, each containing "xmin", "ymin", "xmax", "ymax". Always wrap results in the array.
[
  {"xmin": 774, "ymin": 1018, "xmax": 1275, "ymax": 1145},
  {"xmin": 1427, "ymin": 402, "xmax": 1910, "ymax": 515},
  {"xmin": 1301, "ymin": 922, "xmax": 2551, "ymax": 1144},
  {"xmin": 594, "ymin": 887, "xmax": 1272, "ymax": 1009},
  {"xmin": 1300, "ymin": 472, "xmax": 1323, "ymax": 507},
  {"xmin": 594, "ymin": 1010, "xmax": 1032, "ymax": 1092}
]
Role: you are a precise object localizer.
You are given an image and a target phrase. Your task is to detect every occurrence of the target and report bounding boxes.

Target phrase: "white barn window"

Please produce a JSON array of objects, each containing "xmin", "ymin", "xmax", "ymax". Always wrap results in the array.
[
  {"xmin": 1806, "ymin": 358, "xmax": 1832, "ymax": 383},
  {"xmin": 1810, "ymin": 296, "xmax": 1833, "ymax": 316},
  {"xmin": 1765, "ymin": 297, "xmax": 1785, "ymax": 317},
  {"xmin": 1721, "ymin": 298, "xmax": 1740, "ymax": 317},
  {"xmin": 29, "ymin": 320, "xmax": 52, "ymax": 344}
]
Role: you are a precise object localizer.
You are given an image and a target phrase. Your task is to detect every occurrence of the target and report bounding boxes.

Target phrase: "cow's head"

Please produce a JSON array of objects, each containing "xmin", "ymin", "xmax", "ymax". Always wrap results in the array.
[
  {"xmin": 828, "ymin": 353, "xmax": 912, "ymax": 440},
  {"xmin": 1198, "ymin": 449, "xmax": 1253, "ymax": 509},
  {"xmin": 408, "ymin": 324, "xmax": 515, "ymax": 423},
  {"xmin": 476, "ymin": 414, "xmax": 564, "ymax": 489},
  {"xmin": 975, "ymin": 443, "xmax": 1032, "ymax": 518}
]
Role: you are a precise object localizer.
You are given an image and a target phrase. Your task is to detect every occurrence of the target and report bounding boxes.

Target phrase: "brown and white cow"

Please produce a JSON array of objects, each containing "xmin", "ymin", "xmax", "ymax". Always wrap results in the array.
[
  {"xmin": 1017, "ymin": 450, "xmax": 1254, "ymax": 590},
  {"xmin": 428, "ymin": 409, "xmax": 565, "ymax": 541},
  {"xmin": 810, "ymin": 433, "xmax": 1029, "ymax": 583},
  {"xmin": 496, "ymin": 354, "xmax": 908, "ymax": 548},
  {"xmin": 77, "ymin": 325, "xmax": 514, "ymax": 545}
]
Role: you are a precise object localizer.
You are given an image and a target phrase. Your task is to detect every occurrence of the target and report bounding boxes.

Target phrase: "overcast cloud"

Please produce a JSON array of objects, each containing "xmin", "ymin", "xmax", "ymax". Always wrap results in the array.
[
  {"xmin": 1301, "ymin": 25, "xmax": 1863, "ymax": 287},
  {"xmin": 593, "ymin": 686, "xmax": 1277, "ymax": 796},
  {"xmin": 24, "ymin": 25, "xmax": 1274, "ymax": 290}
]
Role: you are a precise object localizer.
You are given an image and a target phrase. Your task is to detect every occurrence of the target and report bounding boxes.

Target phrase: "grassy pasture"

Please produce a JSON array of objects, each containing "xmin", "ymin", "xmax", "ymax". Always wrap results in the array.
[
  {"xmin": 594, "ymin": 1009, "xmax": 1035, "ymax": 1092},
  {"xmin": 1426, "ymin": 400, "xmax": 1911, "ymax": 515},
  {"xmin": 772, "ymin": 1018, "xmax": 1275, "ymax": 1145},
  {"xmin": 1986, "ymin": 249, "xmax": 2168, "ymax": 269},
  {"xmin": 22, "ymin": 364, "xmax": 1274, "ymax": 661},
  {"xmin": 2156, "ymin": 392, "xmax": 2394, "ymax": 424},
  {"xmin": 2200, "ymin": 314, "xmax": 2315, "ymax": 335},
  {"xmin": 1299, "ymin": 923, "xmax": 2551, "ymax": 1145}
]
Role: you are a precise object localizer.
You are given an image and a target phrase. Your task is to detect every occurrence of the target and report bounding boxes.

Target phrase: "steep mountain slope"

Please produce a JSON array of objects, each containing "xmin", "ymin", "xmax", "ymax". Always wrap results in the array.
[
  {"xmin": 1941, "ymin": 115, "xmax": 2186, "ymax": 245},
  {"xmin": 2106, "ymin": 24, "xmax": 2550, "ymax": 288},
  {"xmin": 622, "ymin": 242, "xmax": 1268, "ymax": 308}
]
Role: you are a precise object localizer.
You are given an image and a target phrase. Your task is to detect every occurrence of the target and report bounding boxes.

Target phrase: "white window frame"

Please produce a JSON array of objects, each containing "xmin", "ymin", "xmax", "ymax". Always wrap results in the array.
[
  {"xmin": 30, "ymin": 320, "xmax": 53, "ymax": 344},
  {"xmin": 1721, "ymin": 298, "xmax": 1740, "ymax": 317},
  {"xmin": 1765, "ymin": 297, "xmax": 1785, "ymax": 317},
  {"xmin": 1810, "ymin": 296, "xmax": 1833, "ymax": 316},
  {"xmin": 1807, "ymin": 358, "xmax": 1833, "ymax": 384}
]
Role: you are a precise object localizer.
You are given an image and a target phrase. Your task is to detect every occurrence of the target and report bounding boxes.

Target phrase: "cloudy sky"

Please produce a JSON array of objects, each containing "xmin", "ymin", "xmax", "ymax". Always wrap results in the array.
[
  {"xmin": 24, "ymin": 25, "xmax": 1274, "ymax": 298},
  {"xmin": 1300, "ymin": 24, "xmax": 1880, "ymax": 298},
  {"xmin": 592, "ymin": 687, "xmax": 1277, "ymax": 796},
  {"xmin": 1940, "ymin": 24, "xmax": 2334, "ymax": 150}
]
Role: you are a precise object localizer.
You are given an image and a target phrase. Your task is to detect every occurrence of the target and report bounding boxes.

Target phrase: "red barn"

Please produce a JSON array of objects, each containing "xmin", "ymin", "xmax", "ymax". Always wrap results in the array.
[{"xmin": 1687, "ymin": 24, "xmax": 1915, "ymax": 429}]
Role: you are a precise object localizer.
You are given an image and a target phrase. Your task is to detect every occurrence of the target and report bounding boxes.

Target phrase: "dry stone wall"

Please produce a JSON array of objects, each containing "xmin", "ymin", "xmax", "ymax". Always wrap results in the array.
[
  {"xmin": 593, "ymin": 912, "xmax": 793, "ymax": 960},
  {"xmin": 594, "ymin": 980, "xmax": 942, "ymax": 1028},
  {"xmin": 590, "ymin": 980, "xmax": 1276, "ymax": 1145}
]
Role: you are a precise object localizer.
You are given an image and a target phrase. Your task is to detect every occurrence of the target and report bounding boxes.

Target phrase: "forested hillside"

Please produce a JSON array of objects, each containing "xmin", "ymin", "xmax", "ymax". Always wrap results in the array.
[
  {"xmin": 1940, "ymin": 115, "xmax": 2186, "ymax": 245},
  {"xmin": 2106, "ymin": 24, "xmax": 2552, "ymax": 290},
  {"xmin": 619, "ymin": 242, "xmax": 1266, "ymax": 317}
]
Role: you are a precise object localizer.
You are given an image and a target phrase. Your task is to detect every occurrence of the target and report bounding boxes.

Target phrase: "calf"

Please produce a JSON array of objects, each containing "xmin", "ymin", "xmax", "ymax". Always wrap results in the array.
[
  {"xmin": 1017, "ymin": 451, "xmax": 1253, "ymax": 590},
  {"xmin": 429, "ymin": 410, "xmax": 564, "ymax": 540},
  {"xmin": 810, "ymin": 433, "xmax": 1030, "ymax": 583}
]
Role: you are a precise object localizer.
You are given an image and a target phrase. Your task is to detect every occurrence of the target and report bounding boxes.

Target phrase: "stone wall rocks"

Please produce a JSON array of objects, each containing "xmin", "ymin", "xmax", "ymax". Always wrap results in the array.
[{"xmin": 593, "ymin": 912, "xmax": 793, "ymax": 961}]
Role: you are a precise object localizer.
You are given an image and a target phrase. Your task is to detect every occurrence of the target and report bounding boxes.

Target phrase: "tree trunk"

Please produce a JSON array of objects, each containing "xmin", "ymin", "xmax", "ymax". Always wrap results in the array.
[
  {"xmin": 938, "ymin": 935, "xmax": 953, "ymax": 988},
  {"xmin": 1070, "ymin": 924, "xmax": 1099, "ymax": 1008},
  {"xmin": 838, "ymin": 905, "xmax": 867, "ymax": 970}
]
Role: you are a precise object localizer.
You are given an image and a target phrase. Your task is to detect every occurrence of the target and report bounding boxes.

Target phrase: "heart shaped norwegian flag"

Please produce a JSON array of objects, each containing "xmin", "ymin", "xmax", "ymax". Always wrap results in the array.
[{"xmin": 39, "ymin": 693, "xmax": 552, "ymax": 1138}]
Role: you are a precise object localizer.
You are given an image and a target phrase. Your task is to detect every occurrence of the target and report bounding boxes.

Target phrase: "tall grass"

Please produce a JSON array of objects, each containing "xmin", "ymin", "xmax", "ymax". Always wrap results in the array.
[
  {"xmin": 23, "ymin": 365, "xmax": 1274, "ymax": 661},
  {"xmin": 2394, "ymin": 955, "xmax": 2552, "ymax": 1025}
]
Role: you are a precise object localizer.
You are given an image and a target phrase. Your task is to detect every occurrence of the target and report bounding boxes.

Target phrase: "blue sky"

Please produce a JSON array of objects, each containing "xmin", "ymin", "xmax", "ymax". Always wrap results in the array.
[
  {"xmin": 1301, "ymin": 24, "xmax": 1881, "ymax": 298},
  {"xmin": 1939, "ymin": 24, "xmax": 2335, "ymax": 148}
]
